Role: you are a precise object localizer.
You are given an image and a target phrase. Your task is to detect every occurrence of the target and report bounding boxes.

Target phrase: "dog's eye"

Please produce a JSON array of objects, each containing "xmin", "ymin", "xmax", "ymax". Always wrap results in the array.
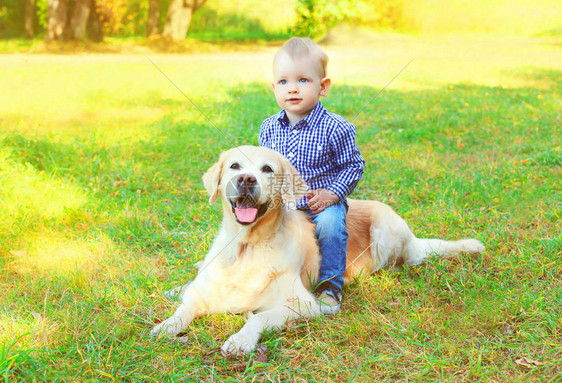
[
  {"xmin": 261, "ymin": 165, "xmax": 274, "ymax": 173},
  {"xmin": 230, "ymin": 162, "xmax": 240, "ymax": 170}
]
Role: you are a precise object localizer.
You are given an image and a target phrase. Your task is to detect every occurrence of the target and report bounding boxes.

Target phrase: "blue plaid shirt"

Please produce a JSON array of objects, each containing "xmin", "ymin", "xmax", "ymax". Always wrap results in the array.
[{"xmin": 259, "ymin": 102, "xmax": 365, "ymax": 208}]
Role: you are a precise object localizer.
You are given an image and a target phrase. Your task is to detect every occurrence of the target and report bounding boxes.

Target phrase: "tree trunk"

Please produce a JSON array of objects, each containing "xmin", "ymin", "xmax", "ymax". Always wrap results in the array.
[
  {"xmin": 46, "ymin": 0, "xmax": 69, "ymax": 42},
  {"xmin": 162, "ymin": 0, "xmax": 206, "ymax": 40},
  {"xmin": 87, "ymin": 0, "xmax": 103, "ymax": 42},
  {"xmin": 70, "ymin": 0, "xmax": 91, "ymax": 40},
  {"xmin": 146, "ymin": 0, "xmax": 160, "ymax": 37},
  {"xmin": 25, "ymin": 0, "xmax": 35, "ymax": 39}
]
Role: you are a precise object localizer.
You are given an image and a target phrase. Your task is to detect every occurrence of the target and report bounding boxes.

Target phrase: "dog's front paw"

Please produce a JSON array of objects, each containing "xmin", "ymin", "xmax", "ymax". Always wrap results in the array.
[
  {"xmin": 150, "ymin": 316, "xmax": 184, "ymax": 338},
  {"xmin": 221, "ymin": 332, "xmax": 257, "ymax": 356},
  {"xmin": 464, "ymin": 239, "xmax": 486, "ymax": 255},
  {"xmin": 163, "ymin": 282, "xmax": 191, "ymax": 301}
]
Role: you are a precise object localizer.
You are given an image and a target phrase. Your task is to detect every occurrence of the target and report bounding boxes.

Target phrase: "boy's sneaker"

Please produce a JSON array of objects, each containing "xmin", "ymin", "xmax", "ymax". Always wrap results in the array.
[
  {"xmin": 316, "ymin": 291, "xmax": 341, "ymax": 315},
  {"xmin": 315, "ymin": 282, "xmax": 342, "ymax": 315}
]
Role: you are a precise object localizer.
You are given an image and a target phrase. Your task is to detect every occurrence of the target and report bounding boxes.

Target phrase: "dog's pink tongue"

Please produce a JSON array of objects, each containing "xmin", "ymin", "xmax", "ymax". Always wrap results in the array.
[{"xmin": 235, "ymin": 207, "xmax": 258, "ymax": 223}]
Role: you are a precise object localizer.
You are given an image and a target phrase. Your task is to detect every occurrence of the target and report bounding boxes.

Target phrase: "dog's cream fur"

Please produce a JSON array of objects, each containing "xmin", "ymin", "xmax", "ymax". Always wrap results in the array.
[{"xmin": 151, "ymin": 146, "xmax": 485, "ymax": 355}]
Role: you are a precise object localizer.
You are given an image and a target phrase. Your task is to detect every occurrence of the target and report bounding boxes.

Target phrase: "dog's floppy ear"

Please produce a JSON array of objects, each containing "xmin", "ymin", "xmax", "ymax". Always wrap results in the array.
[
  {"xmin": 281, "ymin": 158, "xmax": 308, "ymax": 208},
  {"xmin": 202, "ymin": 154, "xmax": 225, "ymax": 205}
]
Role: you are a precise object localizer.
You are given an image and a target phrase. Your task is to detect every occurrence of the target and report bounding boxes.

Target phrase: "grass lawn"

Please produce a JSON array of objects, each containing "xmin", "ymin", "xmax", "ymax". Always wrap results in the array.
[{"xmin": 1, "ymin": 34, "xmax": 561, "ymax": 381}]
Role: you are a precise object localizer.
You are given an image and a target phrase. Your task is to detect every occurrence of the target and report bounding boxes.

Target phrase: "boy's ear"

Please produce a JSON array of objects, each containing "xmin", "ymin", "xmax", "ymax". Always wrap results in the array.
[
  {"xmin": 271, "ymin": 82, "xmax": 275, "ymax": 90},
  {"xmin": 320, "ymin": 77, "xmax": 331, "ymax": 97}
]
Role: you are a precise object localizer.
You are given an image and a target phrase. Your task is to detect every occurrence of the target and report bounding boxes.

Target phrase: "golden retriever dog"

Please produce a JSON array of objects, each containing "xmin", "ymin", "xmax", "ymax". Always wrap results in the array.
[{"xmin": 151, "ymin": 145, "xmax": 484, "ymax": 355}]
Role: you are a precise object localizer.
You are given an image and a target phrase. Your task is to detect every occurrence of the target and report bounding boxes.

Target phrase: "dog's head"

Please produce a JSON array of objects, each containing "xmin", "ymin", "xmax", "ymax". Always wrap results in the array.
[{"xmin": 202, "ymin": 146, "xmax": 307, "ymax": 225}]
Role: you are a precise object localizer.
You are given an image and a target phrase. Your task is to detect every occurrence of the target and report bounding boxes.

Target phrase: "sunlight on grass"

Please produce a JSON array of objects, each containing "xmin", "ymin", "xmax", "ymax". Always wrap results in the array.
[
  {"xmin": 327, "ymin": 33, "xmax": 562, "ymax": 91},
  {"xmin": 6, "ymin": 230, "xmax": 112, "ymax": 276},
  {"xmin": 0, "ymin": 150, "xmax": 87, "ymax": 223},
  {"xmin": 0, "ymin": 54, "xmax": 270, "ymax": 145},
  {"xmin": 0, "ymin": 312, "xmax": 60, "ymax": 348}
]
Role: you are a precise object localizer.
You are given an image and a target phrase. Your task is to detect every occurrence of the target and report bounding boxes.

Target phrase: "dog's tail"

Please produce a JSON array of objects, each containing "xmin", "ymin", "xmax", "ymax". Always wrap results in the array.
[{"xmin": 406, "ymin": 237, "xmax": 485, "ymax": 265}]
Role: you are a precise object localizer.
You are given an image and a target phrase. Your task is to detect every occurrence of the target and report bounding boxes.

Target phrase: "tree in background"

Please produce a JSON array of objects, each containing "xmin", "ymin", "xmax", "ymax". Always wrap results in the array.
[
  {"xmin": 2, "ymin": 0, "xmax": 559, "ymax": 42},
  {"xmin": 162, "ymin": 0, "xmax": 206, "ymax": 40},
  {"xmin": 45, "ymin": 0, "xmax": 67, "ymax": 40},
  {"xmin": 2, "ymin": 0, "xmax": 393, "ymax": 42},
  {"xmin": 70, "ymin": 0, "xmax": 92, "ymax": 39},
  {"xmin": 25, "ymin": 0, "xmax": 35, "ymax": 38},
  {"xmin": 45, "ymin": 0, "xmax": 103, "ymax": 41},
  {"xmin": 87, "ymin": 0, "xmax": 103, "ymax": 41},
  {"xmin": 146, "ymin": 0, "xmax": 160, "ymax": 37}
]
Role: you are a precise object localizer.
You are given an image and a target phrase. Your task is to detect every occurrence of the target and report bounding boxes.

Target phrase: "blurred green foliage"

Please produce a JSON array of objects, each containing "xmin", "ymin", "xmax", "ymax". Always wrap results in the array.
[
  {"xmin": 0, "ymin": 0, "xmax": 560, "ymax": 40},
  {"xmin": 0, "ymin": 0, "xmax": 24, "ymax": 37},
  {"xmin": 293, "ymin": 0, "xmax": 403, "ymax": 38},
  {"xmin": 36, "ymin": 0, "xmax": 47, "ymax": 29},
  {"xmin": 189, "ymin": 6, "xmax": 291, "ymax": 41}
]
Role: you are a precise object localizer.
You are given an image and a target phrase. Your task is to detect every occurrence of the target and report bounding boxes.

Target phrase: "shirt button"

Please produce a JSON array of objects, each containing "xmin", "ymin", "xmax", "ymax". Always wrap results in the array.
[
  {"xmin": 292, "ymin": 129, "xmax": 298, "ymax": 134},
  {"xmin": 287, "ymin": 152, "xmax": 294, "ymax": 158}
]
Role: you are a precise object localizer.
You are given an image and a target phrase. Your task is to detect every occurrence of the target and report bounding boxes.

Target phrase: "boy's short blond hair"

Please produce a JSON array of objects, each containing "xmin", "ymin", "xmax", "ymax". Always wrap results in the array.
[{"xmin": 274, "ymin": 37, "xmax": 329, "ymax": 78}]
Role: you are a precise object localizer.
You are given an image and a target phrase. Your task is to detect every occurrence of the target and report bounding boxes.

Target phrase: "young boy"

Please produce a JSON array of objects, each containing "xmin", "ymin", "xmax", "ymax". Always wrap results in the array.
[{"xmin": 259, "ymin": 37, "xmax": 365, "ymax": 314}]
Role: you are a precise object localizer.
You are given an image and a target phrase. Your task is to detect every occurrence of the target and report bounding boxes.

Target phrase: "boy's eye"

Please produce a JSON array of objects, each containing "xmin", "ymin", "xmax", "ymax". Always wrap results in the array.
[
  {"xmin": 279, "ymin": 80, "xmax": 287, "ymax": 85},
  {"xmin": 299, "ymin": 78, "xmax": 308, "ymax": 83}
]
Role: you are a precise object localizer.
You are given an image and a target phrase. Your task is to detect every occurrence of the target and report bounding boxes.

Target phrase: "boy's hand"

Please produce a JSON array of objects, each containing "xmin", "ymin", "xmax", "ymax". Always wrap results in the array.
[{"xmin": 306, "ymin": 189, "xmax": 340, "ymax": 214}]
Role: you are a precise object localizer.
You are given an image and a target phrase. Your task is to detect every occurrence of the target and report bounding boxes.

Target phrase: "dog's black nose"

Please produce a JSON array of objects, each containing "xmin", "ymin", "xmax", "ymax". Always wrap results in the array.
[{"xmin": 237, "ymin": 174, "xmax": 256, "ymax": 187}]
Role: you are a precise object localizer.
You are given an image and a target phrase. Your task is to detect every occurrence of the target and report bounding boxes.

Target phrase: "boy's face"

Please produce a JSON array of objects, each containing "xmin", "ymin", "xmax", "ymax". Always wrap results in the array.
[{"xmin": 272, "ymin": 52, "xmax": 331, "ymax": 124}]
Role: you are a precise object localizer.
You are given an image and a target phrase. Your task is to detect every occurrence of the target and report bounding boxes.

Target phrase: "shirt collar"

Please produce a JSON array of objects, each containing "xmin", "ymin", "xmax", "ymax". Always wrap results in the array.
[
  {"xmin": 276, "ymin": 110, "xmax": 290, "ymax": 126},
  {"xmin": 277, "ymin": 102, "xmax": 326, "ymax": 129}
]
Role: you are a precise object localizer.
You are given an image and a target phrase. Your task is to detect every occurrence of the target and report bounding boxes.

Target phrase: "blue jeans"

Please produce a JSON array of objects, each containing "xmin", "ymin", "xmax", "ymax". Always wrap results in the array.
[{"xmin": 308, "ymin": 199, "xmax": 349, "ymax": 294}]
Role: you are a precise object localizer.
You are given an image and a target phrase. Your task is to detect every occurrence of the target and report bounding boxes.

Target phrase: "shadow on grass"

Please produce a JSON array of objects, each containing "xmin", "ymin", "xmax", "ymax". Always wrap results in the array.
[
  {"xmin": 0, "ymin": 36, "xmax": 284, "ymax": 55},
  {"xmin": 2, "ymin": 68, "xmax": 560, "ymax": 256}
]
